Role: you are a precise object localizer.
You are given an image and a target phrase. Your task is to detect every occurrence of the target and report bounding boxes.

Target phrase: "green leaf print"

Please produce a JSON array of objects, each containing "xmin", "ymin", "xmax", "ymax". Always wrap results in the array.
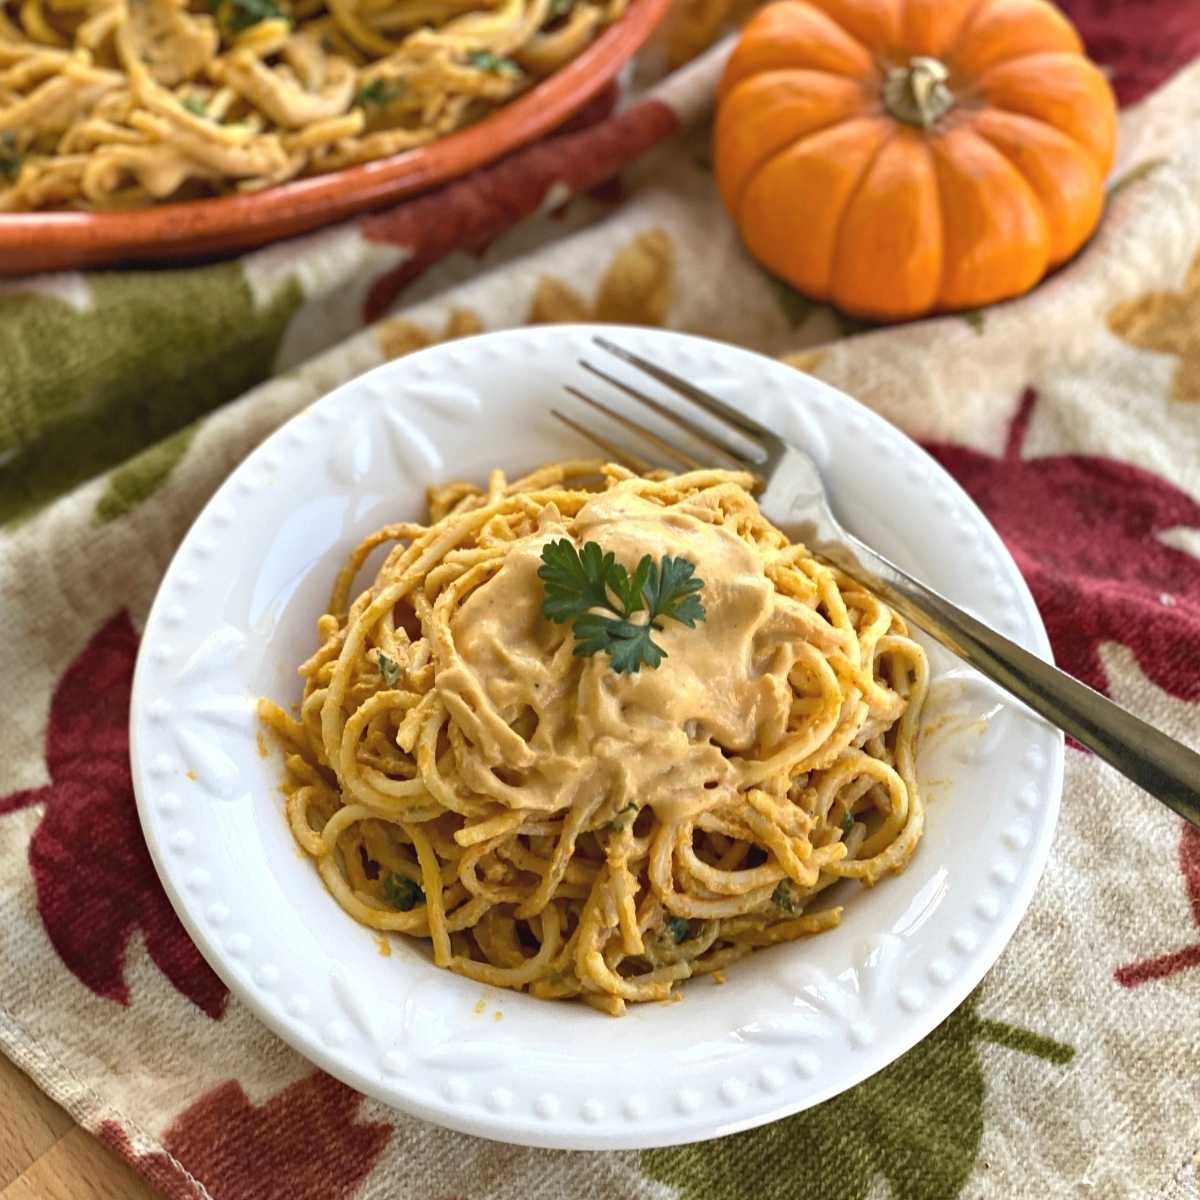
[
  {"xmin": 832, "ymin": 308, "xmax": 877, "ymax": 339},
  {"xmin": 1106, "ymin": 156, "xmax": 1168, "ymax": 201},
  {"xmin": 641, "ymin": 990, "xmax": 1074, "ymax": 1200},
  {"xmin": 768, "ymin": 278, "xmax": 818, "ymax": 330},
  {"xmin": 94, "ymin": 424, "xmax": 197, "ymax": 524},
  {"xmin": 0, "ymin": 265, "xmax": 302, "ymax": 527}
]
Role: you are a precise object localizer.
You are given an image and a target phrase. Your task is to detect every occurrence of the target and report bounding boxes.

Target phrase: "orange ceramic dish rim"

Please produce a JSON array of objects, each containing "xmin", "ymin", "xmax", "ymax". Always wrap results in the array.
[{"xmin": 0, "ymin": 0, "xmax": 670, "ymax": 276}]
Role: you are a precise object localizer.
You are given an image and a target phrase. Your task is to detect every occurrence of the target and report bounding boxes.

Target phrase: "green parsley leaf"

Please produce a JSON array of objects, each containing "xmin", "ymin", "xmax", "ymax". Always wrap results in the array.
[
  {"xmin": 842, "ymin": 807, "xmax": 855, "ymax": 836},
  {"xmin": 376, "ymin": 651, "xmax": 401, "ymax": 687},
  {"xmin": 538, "ymin": 538, "xmax": 613, "ymax": 621},
  {"xmin": 549, "ymin": 0, "xmax": 574, "ymax": 14},
  {"xmin": 609, "ymin": 554, "xmax": 650, "ymax": 618},
  {"xmin": 571, "ymin": 611, "xmax": 667, "ymax": 674},
  {"xmin": 772, "ymin": 881, "xmax": 800, "ymax": 915},
  {"xmin": 537, "ymin": 539, "xmax": 706, "ymax": 675},
  {"xmin": 382, "ymin": 873, "xmax": 423, "ymax": 911},
  {"xmin": 355, "ymin": 78, "xmax": 406, "ymax": 108},
  {"xmin": 467, "ymin": 49, "xmax": 521, "ymax": 77},
  {"xmin": 0, "ymin": 132, "xmax": 22, "ymax": 182},
  {"xmin": 181, "ymin": 96, "xmax": 208, "ymax": 117},
  {"xmin": 642, "ymin": 555, "xmax": 706, "ymax": 629},
  {"xmin": 666, "ymin": 916, "xmax": 690, "ymax": 943}
]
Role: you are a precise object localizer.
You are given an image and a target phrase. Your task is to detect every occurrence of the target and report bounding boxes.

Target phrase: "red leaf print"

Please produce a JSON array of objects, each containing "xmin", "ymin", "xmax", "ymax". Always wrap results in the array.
[
  {"xmin": 553, "ymin": 79, "xmax": 619, "ymax": 135},
  {"xmin": 1056, "ymin": 0, "xmax": 1200, "ymax": 106},
  {"xmin": 359, "ymin": 97, "xmax": 678, "ymax": 321},
  {"xmin": 0, "ymin": 612, "xmax": 227, "ymax": 1018},
  {"xmin": 102, "ymin": 1071, "xmax": 393, "ymax": 1200},
  {"xmin": 1183, "ymin": 822, "xmax": 1200, "ymax": 924},
  {"xmin": 925, "ymin": 390, "xmax": 1200, "ymax": 989},
  {"xmin": 924, "ymin": 389, "xmax": 1200, "ymax": 704},
  {"xmin": 1114, "ymin": 825, "xmax": 1200, "ymax": 987}
]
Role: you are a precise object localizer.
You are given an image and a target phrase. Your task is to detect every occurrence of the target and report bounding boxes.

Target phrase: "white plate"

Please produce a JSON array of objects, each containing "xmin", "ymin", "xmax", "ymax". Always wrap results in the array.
[{"xmin": 131, "ymin": 325, "xmax": 1063, "ymax": 1150}]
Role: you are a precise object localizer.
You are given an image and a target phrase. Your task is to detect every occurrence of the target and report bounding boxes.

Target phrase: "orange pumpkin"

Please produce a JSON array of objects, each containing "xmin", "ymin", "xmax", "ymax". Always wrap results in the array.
[{"xmin": 714, "ymin": 0, "xmax": 1118, "ymax": 321}]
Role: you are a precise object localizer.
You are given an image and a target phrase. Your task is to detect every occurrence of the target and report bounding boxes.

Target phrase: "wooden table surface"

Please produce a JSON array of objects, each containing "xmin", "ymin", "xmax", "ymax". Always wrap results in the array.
[{"xmin": 0, "ymin": 1052, "xmax": 159, "ymax": 1200}]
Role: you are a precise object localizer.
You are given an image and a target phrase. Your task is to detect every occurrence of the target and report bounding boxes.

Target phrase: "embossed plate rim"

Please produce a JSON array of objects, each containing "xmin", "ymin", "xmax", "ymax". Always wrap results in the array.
[{"xmin": 131, "ymin": 325, "xmax": 1064, "ymax": 1150}]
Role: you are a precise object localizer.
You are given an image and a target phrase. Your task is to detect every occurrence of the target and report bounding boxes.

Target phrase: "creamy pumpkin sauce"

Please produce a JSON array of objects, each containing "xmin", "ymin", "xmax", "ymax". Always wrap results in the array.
[
  {"xmin": 263, "ymin": 463, "xmax": 927, "ymax": 1011},
  {"xmin": 440, "ymin": 484, "xmax": 845, "ymax": 827}
]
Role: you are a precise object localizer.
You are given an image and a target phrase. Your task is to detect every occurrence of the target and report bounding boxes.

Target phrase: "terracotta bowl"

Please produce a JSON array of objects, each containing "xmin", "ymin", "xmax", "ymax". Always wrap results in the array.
[{"xmin": 0, "ymin": 0, "xmax": 670, "ymax": 276}]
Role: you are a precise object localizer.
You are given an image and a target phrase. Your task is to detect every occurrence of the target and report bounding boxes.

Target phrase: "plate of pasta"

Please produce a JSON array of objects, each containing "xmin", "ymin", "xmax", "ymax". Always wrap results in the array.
[
  {"xmin": 130, "ymin": 325, "xmax": 1063, "ymax": 1148},
  {"xmin": 0, "ymin": 0, "xmax": 668, "ymax": 273}
]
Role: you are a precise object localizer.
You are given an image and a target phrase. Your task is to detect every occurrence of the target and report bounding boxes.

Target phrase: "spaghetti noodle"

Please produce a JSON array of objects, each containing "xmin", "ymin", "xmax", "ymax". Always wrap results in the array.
[
  {"xmin": 0, "ymin": 0, "xmax": 627, "ymax": 210},
  {"xmin": 259, "ymin": 462, "xmax": 929, "ymax": 1014}
]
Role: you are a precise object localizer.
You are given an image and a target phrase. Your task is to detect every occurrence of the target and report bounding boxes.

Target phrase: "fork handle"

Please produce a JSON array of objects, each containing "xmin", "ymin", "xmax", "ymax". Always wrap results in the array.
[{"xmin": 832, "ymin": 533, "xmax": 1200, "ymax": 830}]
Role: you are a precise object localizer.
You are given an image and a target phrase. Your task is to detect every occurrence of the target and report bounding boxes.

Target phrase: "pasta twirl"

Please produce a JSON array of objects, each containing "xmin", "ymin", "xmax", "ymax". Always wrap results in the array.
[{"xmin": 260, "ymin": 463, "xmax": 929, "ymax": 1015}]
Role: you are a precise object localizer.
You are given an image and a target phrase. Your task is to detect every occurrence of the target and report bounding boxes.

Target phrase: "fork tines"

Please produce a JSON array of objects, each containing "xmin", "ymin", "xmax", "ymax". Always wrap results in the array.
[{"xmin": 555, "ymin": 337, "xmax": 772, "ymax": 474}]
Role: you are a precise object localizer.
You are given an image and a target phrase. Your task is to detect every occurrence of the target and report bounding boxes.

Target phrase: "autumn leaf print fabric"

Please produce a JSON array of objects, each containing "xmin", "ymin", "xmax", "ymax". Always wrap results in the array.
[
  {"xmin": 1, "ymin": 4, "xmax": 1200, "ymax": 1198},
  {"xmin": 0, "ymin": 613, "xmax": 227, "ymax": 1019}
]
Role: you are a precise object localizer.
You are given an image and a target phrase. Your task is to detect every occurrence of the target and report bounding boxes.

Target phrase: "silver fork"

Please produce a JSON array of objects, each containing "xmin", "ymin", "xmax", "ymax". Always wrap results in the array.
[{"xmin": 554, "ymin": 336, "xmax": 1200, "ymax": 830}]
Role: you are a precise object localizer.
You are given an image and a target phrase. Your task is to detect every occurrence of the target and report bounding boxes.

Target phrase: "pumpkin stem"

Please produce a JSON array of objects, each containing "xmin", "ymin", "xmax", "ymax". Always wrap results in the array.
[{"xmin": 883, "ymin": 56, "xmax": 953, "ymax": 128}]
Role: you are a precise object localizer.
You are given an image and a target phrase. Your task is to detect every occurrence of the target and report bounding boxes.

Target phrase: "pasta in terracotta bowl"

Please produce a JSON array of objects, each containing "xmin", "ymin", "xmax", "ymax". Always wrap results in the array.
[{"xmin": 0, "ymin": 0, "xmax": 668, "ymax": 273}]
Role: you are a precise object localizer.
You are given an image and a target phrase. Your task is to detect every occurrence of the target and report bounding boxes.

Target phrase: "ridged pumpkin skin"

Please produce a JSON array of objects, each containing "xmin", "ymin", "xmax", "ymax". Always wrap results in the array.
[{"xmin": 715, "ymin": 0, "xmax": 1117, "ymax": 321}]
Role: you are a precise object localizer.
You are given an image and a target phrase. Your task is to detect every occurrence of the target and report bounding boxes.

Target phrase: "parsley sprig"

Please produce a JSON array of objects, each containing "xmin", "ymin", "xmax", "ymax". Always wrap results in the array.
[{"xmin": 538, "ymin": 539, "xmax": 705, "ymax": 675}]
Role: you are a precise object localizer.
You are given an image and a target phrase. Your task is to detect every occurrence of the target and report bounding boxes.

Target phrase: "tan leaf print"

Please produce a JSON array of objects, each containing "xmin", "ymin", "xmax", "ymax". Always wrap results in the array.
[
  {"xmin": 376, "ymin": 307, "xmax": 484, "ymax": 361},
  {"xmin": 528, "ymin": 276, "xmax": 591, "ymax": 324},
  {"xmin": 527, "ymin": 230, "xmax": 676, "ymax": 328},
  {"xmin": 784, "ymin": 349, "xmax": 828, "ymax": 376},
  {"xmin": 594, "ymin": 230, "xmax": 675, "ymax": 325},
  {"xmin": 1108, "ymin": 250, "xmax": 1200, "ymax": 402},
  {"xmin": 655, "ymin": 0, "xmax": 760, "ymax": 67}
]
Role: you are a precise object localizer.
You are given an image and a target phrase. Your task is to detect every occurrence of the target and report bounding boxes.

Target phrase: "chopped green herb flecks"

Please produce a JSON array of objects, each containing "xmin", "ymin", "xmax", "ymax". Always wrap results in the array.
[
  {"xmin": 549, "ymin": 0, "xmax": 574, "ymax": 15},
  {"xmin": 772, "ymin": 881, "xmax": 800, "ymax": 915},
  {"xmin": 538, "ymin": 539, "xmax": 706, "ymax": 675},
  {"xmin": 467, "ymin": 49, "xmax": 521, "ymax": 77},
  {"xmin": 607, "ymin": 802, "xmax": 638, "ymax": 832},
  {"xmin": 182, "ymin": 96, "xmax": 208, "ymax": 117},
  {"xmin": 377, "ymin": 652, "xmax": 401, "ymax": 687},
  {"xmin": 214, "ymin": 0, "xmax": 287, "ymax": 34},
  {"xmin": 842, "ymin": 807, "xmax": 855, "ymax": 836},
  {"xmin": 0, "ymin": 132, "xmax": 22, "ymax": 182},
  {"xmin": 355, "ymin": 78, "xmax": 406, "ymax": 108},
  {"xmin": 666, "ymin": 916, "xmax": 691, "ymax": 943},
  {"xmin": 383, "ymin": 873, "xmax": 424, "ymax": 911}
]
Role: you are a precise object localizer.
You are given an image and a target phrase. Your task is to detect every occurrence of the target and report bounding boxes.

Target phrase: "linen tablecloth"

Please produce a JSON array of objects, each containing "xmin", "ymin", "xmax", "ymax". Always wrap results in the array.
[{"xmin": 2, "ymin": 2, "xmax": 1199, "ymax": 1196}]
